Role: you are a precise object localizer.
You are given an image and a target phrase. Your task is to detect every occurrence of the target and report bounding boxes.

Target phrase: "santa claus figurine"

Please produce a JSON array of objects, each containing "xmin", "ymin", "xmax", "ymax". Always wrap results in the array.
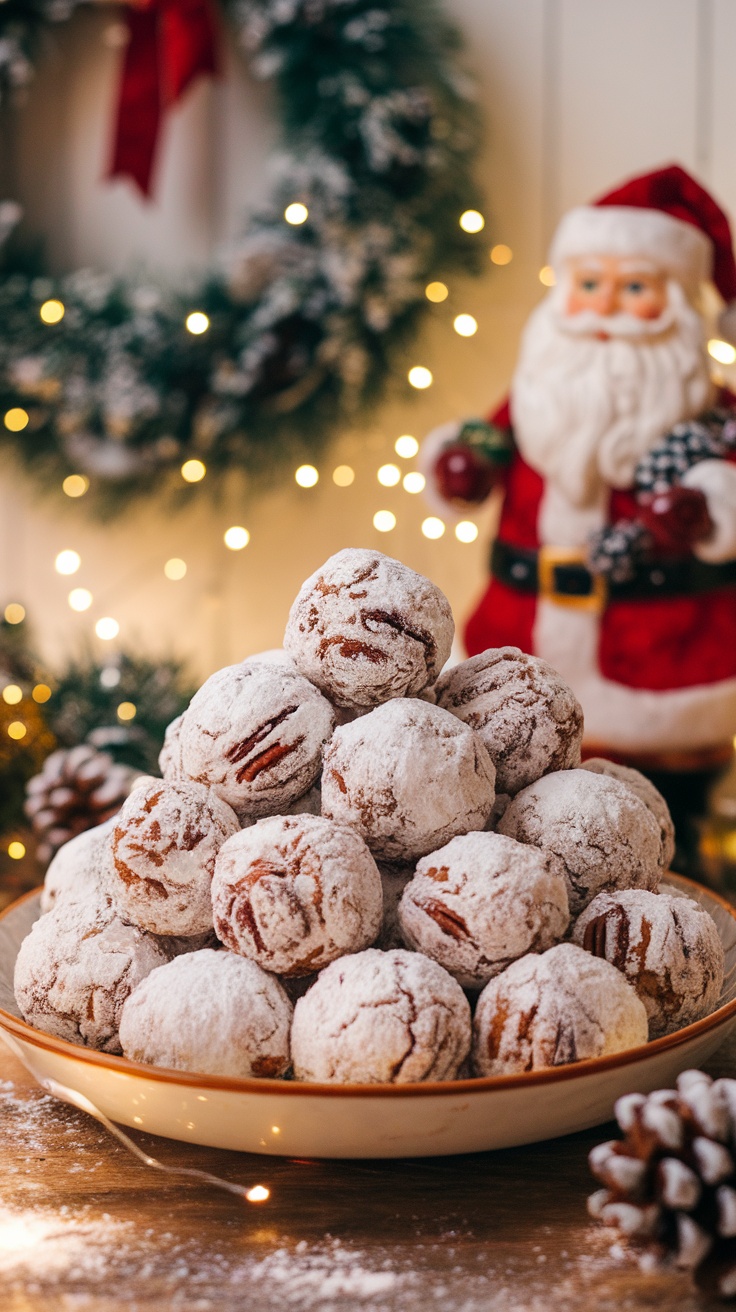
[{"xmin": 423, "ymin": 165, "xmax": 736, "ymax": 872}]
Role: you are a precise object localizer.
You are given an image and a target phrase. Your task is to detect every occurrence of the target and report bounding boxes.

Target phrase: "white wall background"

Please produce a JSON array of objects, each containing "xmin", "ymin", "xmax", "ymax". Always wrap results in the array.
[{"xmin": 2, "ymin": 0, "xmax": 736, "ymax": 682}]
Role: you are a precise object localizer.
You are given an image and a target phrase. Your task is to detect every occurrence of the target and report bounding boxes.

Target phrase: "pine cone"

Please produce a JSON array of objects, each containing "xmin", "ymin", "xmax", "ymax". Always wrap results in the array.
[
  {"xmin": 589, "ymin": 1070, "xmax": 736, "ymax": 1299},
  {"xmin": 24, "ymin": 743, "xmax": 138, "ymax": 864}
]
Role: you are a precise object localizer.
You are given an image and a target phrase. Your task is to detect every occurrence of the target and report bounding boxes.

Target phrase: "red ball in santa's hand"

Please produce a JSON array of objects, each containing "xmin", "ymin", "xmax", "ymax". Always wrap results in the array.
[
  {"xmin": 637, "ymin": 485, "xmax": 714, "ymax": 554},
  {"xmin": 435, "ymin": 445, "xmax": 500, "ymax": 504}
]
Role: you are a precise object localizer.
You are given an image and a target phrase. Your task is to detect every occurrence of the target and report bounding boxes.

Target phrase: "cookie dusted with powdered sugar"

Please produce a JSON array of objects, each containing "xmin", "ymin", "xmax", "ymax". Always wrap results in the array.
[
  {"xmin": 14, "ymin": 891, "xmax": 169, "ymax": 1053},
  {"xmin": 398, "ymin": 832, "xmax": 569, "ymax": 989},
  {"xmin": 40, "ymin": 816, "xmax": 117, "ymax": 914},
  {"xmin": 321, "ymin": 699, "xmax": 496, "ymax": 861},
  {"xmin": 119, "ymin": 949, "xmax": 293, "ymax": 1078},
  {"xmin": 580, "ymin": 758, "xmax": 675, "ymax": 872},
  {"xmin": 179, "ymin": 661, "xmax": 335, "ymax": 823},
  {"xmin": 291, "ymin": 948, "xmax": 471, "ymax": 1083},
  {"xmin": 283, "ymin": 549, "xmax": 454, "ymax": 712},
  {"xmin": 212, "ymin": 814, "xmax": 382, "ymax": 976},
  {"xmin": 472, "ymin": 943, "xmax": 648, "ymax": 1076},
  {"xmin": 572, "ymin": 889, "xmax": 724, "ymax": 1038},
  {"xmin": 497, "ymin": 769, "xmax": 661, "ymax": 917},
  {"xmin": 435, "ymin": 647, "xmax": 583, "ymax": 796},
  {"xmin": 159, "ymin": 714, "xmax": 185, "ymax": 781},
  {"xmin": 105, "ymin": 778, "xmax": 239, "ymax": 936}
]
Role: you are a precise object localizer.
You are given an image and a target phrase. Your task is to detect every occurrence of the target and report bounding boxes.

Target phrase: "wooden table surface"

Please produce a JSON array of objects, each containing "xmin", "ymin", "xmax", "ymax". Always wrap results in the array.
[{"xmin": 2, "ymin": 1035, "xmax": 735, "ymax": 1312}]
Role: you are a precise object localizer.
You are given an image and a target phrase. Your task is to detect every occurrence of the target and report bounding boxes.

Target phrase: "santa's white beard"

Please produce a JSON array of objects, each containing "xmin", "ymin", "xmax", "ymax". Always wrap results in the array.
[{"xmin": 510, "ymin": 282, "xmax": 714, "ymax": 507}]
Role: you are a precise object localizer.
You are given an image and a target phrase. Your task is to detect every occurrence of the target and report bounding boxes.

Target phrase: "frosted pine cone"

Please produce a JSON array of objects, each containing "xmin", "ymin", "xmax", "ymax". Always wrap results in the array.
[
  {"xmin": 589, "ymin": 1070, "xmax": 736, "ymax": 1299},
  {"xmin": 25, "ymin": 744, "xmax": 138, "ymax": 864},
  {"xmin": 587, "ymin": 519, "xmax": 653, "ymax": 584}
]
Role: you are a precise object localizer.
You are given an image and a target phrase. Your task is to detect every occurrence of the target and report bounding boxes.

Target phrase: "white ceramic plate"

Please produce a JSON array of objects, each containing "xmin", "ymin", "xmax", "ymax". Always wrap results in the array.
[{"xmin": 1, "ymin": 876, "xmax": 736, "ymax": 1159}]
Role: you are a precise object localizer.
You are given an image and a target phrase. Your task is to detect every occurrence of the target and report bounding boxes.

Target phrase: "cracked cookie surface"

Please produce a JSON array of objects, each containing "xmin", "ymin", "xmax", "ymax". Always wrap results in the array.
[{"xmin": 580, "ymin": 758, "xmax": 675, "ymax": 872}]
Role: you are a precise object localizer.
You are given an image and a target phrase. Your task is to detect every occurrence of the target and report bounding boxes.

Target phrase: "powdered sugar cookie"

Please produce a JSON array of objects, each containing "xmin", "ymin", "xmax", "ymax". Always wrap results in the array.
[
  {"xmin": 398, "ymin": 831, "xmax": 569, "ymax": 988},
  {"xmin": 497, "ymin": 769, "xmax": 661, "ymax": 917},
  {"xmin": 40, "ymin": 816, "xmax": 116, "ymax": 914},
  {"xmin": 119, "ymin": 949, "xmax": 292, "ymax": 1078},
  {"xmin": 179, "ymin": 662, "xmax": 335, "ymax": 822},
  {"xmin": 472, "ymin": 942, "xmax": 648, "ymax": 1075},
  {"xmin": 321, "ymin": 699, "xmax": 496, "ymax": 861},
  {"xmin": 159, "ymin": 714, "xmax": 186, "ymax": 780},
  {"xmin": 284, "ymin": 549, "xmax": 454, "ymax": 711},
  {"xmin": 291, "ymin": 948, "xmax": 471, "ymax": 1083},
  {"xmin": 212, "ymin": 814, "xmax": 382, "ymax": 976},
  {"xmin": 580, "ymin": 758, "xmax": 675, "ymax": 872}
]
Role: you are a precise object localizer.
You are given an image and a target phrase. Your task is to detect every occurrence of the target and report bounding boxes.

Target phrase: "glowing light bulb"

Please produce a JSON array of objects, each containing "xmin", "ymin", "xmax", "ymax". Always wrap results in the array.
[
  {"xmin": 284, "ymin": 203, "xmax": 308, "ymax": 225},
  {"xmin": 246, "ymin": 1186, "xmax": 270, "ymax": 1203},
  {"xmin": 63, "ymin": 474, "xmax": 89, "ymax": 498},
  {"xmin": 539, "ymin": 266, "xmax": 556, "ymax": 287},
  {"xmin": 4, "ymin": 408, "xmax": 29, "ymax": 432},
  {"xmin": 7, "ymin": 722, "xmax": 26, "ymax": 740},
  {"xmin": 395, "ymin": 435, "xmax": 419, "ymax": 459},
  {"xmin": 425, "ymin": 281, "xmax": 449, "ymax": 303},
  {"xmin": 421, "ymin": 516, "xmax": 445, "ymax": 540},
  {"xmin": 2, "ymin": 685, "xmax": 22, "ymax": 705},
  {"xmin": 459, "ymin": 210, "xmax": 485, "ymax": 233},
  {"xmin": 408, "ymin": 366, "xmax": 433, "ymax": 389},
  {"xmin": 95, "ymin": 617, "xmax": 119, "ymax": 640},
  {"xmin": 708, "ymin": 339, "xmax": 736, "ymax": 365},
  {"xmin": 373, "ymin": 510, "xmax": 396, "ymax": 532},
  {"xmin": 455, "ymin": 520, "xmax": 479, "ymax": 543},
  {"xmin": 117, "ymin": 702, "xmax": 137, "ymax": 721},
  {"xmin": 453, "ymin": 314, "xmax": 478, "ymax": 337},
  {"xmin": 181, "ymin": 459, "xmax": 206, "ymax": 483},
  {"xmin": 295, "ymin": 465, "xmax": 319, "ymax": 487},
  {"xmin": 68, "ymin": 588, "xmax": 92, "ymax": 612},
  {"xmin": 332, "ymin": 465, "xmax": 355, "ymax": 487},
  {"xmin": 7, "ymin": 841, "xmax": 25, "ymax": 860},
  {"xmin": 40, "ymin": 299, "xmax": 65, "ymax": 324},
  {"xmin": 55, "ymin": 550, "xmax": 81, "ymax": 575},
  {"xmin": 402, "ymin": 472, "xmax": 425, "ymax": 494},
  {"xmin": 4, "ymin": 603, "xmax": 25, "ymax": 624},
  {"xmin": 377, "ymin": 463, "xmax": 400, "ymax": 487},
  {"xmin": 164, "ymin": 557, "xmax": 188, "ymax": 579},
  {"xmin": 490, "ymin": 244, "xmax": 513, "ymax": 265},
  {"xmin": 185, "ymin": 312, "xmax": 209, "ymax": 335},
  {"xmin": 32, "ymin": 684, "xmax": 51, "ymax": 703},
  {"xmin": 224, "ymin": 527, "xmax": 250, "ymax": 550}
]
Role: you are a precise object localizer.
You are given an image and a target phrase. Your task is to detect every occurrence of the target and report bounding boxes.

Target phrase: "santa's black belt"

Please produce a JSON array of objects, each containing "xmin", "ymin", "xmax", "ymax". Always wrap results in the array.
[{"xmin": 491, "ymin": 539, "xmax": 736, "ymax": 611}]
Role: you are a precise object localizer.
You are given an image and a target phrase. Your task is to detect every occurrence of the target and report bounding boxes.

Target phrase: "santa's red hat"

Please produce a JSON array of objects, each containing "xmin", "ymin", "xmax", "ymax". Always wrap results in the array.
[{"xmin": 548, "ymin": 164, "xmax": 736, "ymax": 338}]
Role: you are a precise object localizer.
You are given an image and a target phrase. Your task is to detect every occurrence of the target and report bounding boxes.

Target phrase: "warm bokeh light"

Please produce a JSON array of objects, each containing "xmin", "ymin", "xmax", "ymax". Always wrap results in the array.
[
  {"xmin": 453, "ymin": 314, "xmax": 478, "ymax": 337},
  {"xmin": 55, "ymin": 549, "xmax": 81, "ymax": 575},
  {"xmin": 295, "ymin": 465, "xmax": 319, "ymax": 487},
  {"xmin": 185, "ymin": 312, "xmax": 209, "ymax": 335},
  {"xmin": 68, "ymin": 588, "xmax": 93, "ymax": 612},
  {"xmin": 377, "ymin": 463, "xmax": 401, "ymax": 487},
  {"xmin": 4, "ymin": 603, "xmax": 25, "ymax": 624},
  {"xmin": 181, "ymin": 459, "xmax": 206, "ymax": 483},
  {"xmin": 7, "ymin": 841, "xmax": 25, "ymax": 860},
  {"xmin": 455, "ymin": 520, "xmax": 479, "ymax": 543},
  {"xmin": 100, "ymin": 667, "xmax": 121, "ymax": 689},
  {"xmin": 459, "ymin": 210, "xmax": 485, "ymax": 233},
  {"xmin": 539, "ymin": 265, "xmax": 556, "ymax": 287},
  {"xmin": 403, "ymin": 471, "xmax": 426, "ymax": 494},
  {"xmin": 95, "ymin": 617, "xmax": 120, "ymax": 640},
  {"xmin": 224, "ymin": 527, "xmax": 250, "ymax": 550},
  {"xmin": 332, "ymin": 465, "xmax": 355, "ymax": 487},
  {"xmin": 117, "ymin": 701, "xmax": 137, "ymax": 721},
  {"xmin": 490, "ymin": 244, "xmax": 513, "ymax": 265},
  {"xmin": 408, "ymin": 366, "xmax": 433, "ymax": 389},
  {"xmin": 4, "ymin": 408, "xmax": 29, "ymax": 432},
  {"xmin": 708, "ymin": 338, "xmax": 736, "ymax": 365},
  {"xmin": 7, "ymin": 722, "xmax": 26, "ymax": 740},
  {"xmin": 425, "ymin": 281, "xmax": 449, "ymax": 303},
  {"xmin": 395, "ymin": 435, "xmax": 419, "ymax": 459},
  {"xmin": 284, "ymin": 203, "xmax": 308, "ymax": 225},
  {"xmin": 62, "ymin": 474, "xmax": 89, "ymax": 498},
  {"xmin": 421, "ymin": 516, "xmax": 445, "ymax": 539},
  {"xmin": 40, "ymin": 299, "xmax": 65, "ymax": 324},
  {"xmin": 2, "ymin": 685, "xmax": 22, "ymax": 705},
  {"xmin": 373, "ymin": 510, "xmax": 397, "ymax": 532},
  {"xmin": 32, "ymin": 684, "xmax": 52, "ymax": 703},
  {"xmin": 246, "ymin": 1186, "xmax": 270, "ymax": 1203},
  {"xmin": 164, "ymin": 557, "xmax": 188, "ymax": 578}
]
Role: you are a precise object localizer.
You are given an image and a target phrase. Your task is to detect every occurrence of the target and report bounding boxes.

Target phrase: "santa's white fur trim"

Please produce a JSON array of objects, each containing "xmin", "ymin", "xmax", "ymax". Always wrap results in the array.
[
  {"xmin": 533, "ymin": 599, "xmax": 736, "ymax": 751},
  {"xmin": 682, "ymin": 460, "xmax": 736, "ymax": 563},
  {"xmin": 549, "ymin": 207, "xmax": 711, "ymax": 291}
]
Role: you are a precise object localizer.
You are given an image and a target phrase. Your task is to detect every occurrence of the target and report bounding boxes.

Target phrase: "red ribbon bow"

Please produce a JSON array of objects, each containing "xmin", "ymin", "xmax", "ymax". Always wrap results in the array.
[{"xmin": 109, "ymin": 0, "xmax": 220, "ymax": 198}]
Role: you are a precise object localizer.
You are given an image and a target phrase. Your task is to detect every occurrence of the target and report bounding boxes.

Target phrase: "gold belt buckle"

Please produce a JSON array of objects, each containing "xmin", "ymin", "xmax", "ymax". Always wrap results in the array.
[{"xmin": 538, "ymin": 545, "xmax": 608, "ymax": 613}]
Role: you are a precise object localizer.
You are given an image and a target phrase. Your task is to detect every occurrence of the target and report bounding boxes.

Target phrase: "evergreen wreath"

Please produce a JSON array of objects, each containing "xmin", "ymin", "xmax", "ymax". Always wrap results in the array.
[{"xmin": 0, "ymin": 0, "xmax": 483, "ymax": 514}]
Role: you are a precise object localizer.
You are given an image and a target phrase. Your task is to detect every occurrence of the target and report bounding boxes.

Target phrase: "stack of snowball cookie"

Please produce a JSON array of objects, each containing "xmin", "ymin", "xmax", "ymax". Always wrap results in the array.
[{"xmin": 15, "ymin": 549, "xmax": 725, "ymax": 1084}]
